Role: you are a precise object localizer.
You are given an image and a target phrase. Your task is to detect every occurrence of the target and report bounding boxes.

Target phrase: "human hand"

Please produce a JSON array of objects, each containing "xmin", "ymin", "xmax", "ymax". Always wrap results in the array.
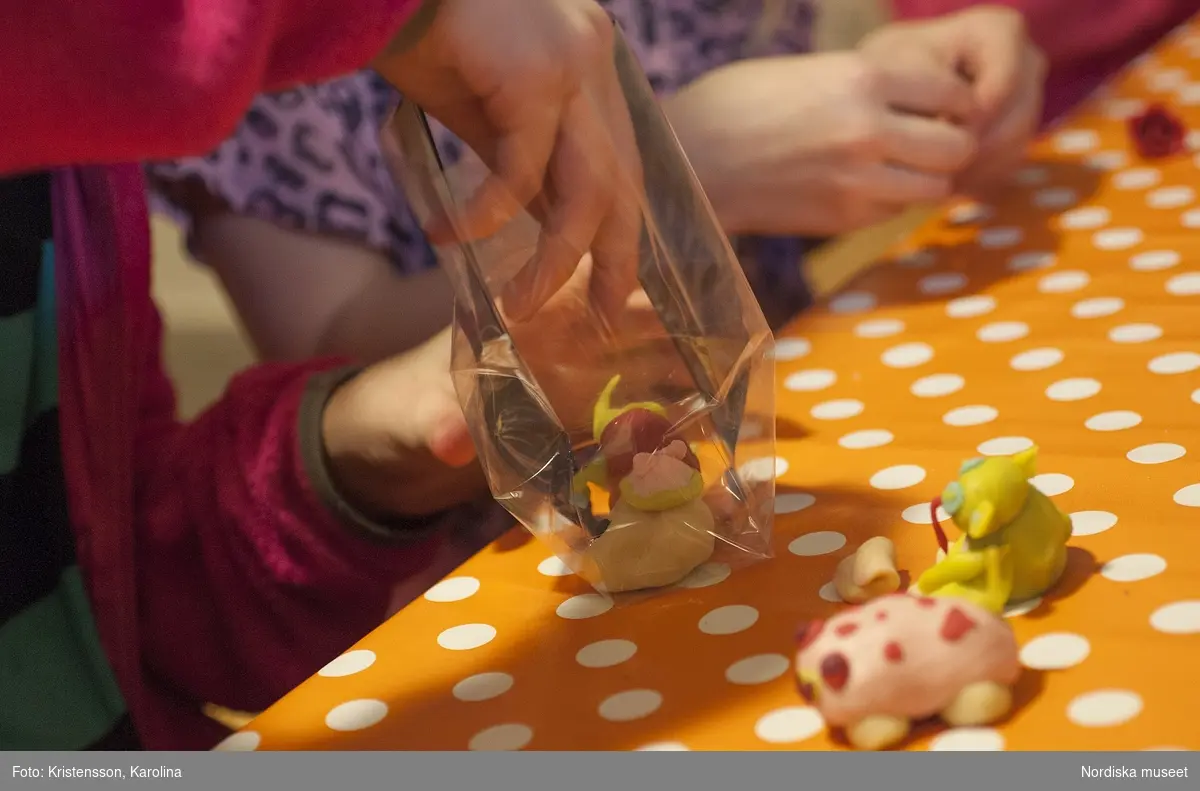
[
  {"xmin": 375, "ymin": 0, "xmax": 643, "ymax": 326},
  {"xmin": 320, "ymin": 327, "xmax": 486, "ymax": 520},
  {"xmin": 666, "ymin": 52, "xmax": 977, "ymax": 237},
  {"xmin": 858, "ymin": 6, "xmax": 1047, "ymax": 198}
]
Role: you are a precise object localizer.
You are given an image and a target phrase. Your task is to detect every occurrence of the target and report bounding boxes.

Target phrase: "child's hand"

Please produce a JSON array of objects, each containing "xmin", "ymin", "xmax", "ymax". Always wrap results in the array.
[{"xmin": 319, "ymin": 327, "xmax": 485, "ymax": 520}]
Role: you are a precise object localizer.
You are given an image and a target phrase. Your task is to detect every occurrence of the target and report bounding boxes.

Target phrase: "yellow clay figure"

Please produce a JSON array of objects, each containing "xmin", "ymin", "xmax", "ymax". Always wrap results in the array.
[
  {"xmin": 591, "ymin": 374, "xmax": 666, "ymax": 442},
  {"xmin": 915, "ymin": 446, "xmax": 1071, "ymax": 615}
]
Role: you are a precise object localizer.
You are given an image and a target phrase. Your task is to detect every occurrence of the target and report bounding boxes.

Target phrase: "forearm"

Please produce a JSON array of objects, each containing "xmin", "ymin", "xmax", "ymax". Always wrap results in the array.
[{"xmin": 0, "ymin": 0, "xmax": 425, "ymax": 172}]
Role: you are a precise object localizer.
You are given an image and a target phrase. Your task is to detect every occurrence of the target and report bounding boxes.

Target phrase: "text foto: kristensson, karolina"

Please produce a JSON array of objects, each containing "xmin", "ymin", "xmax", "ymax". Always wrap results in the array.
[
  {"xmin": 13, "ymin": 765, "xmax": 182, "ymax": 780},
  {"xmin": 1083, "ymin": 765, "xmax": 1189, "ymax": 779}
]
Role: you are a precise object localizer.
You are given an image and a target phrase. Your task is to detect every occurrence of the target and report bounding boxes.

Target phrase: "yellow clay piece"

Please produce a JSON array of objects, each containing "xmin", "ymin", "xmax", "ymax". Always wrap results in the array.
[
  {"xmin": 572, "ymin": 455, "xmax": 608, "ymax": 497},
  {"xmin": 618, "ymin": 468, "xmax": 703, "ymax": 512},
  {"xmin": 592, "ymin": 374, "xmax": 667, "ymax": 441},
  {"xmin": 917, "ymin": 446, "xmax": 1072, "ymax": 614}
]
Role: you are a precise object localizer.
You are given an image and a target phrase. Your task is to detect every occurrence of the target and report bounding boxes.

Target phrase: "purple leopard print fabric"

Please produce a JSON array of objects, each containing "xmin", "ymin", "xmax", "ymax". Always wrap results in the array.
[{"xmin": 149, "ymin": 0, "xmax": 816, "ymax": 322}]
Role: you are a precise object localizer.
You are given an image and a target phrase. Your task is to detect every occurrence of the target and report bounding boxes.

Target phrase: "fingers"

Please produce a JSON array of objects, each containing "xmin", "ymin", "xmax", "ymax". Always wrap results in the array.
[
  {"xmin": 874, "ymin": 59, "xmax": 977, "ymax": 124},
  {"xmin": 956, "ymin": 12, "xmax": 1027, "ymax": 123},
  {"xmin": 854, "ymin": 161, "xmax": 954, "ymax": 206},
  {"xmin": 878, "ymin": 112, "xmax": 976, "ymax": 173}
]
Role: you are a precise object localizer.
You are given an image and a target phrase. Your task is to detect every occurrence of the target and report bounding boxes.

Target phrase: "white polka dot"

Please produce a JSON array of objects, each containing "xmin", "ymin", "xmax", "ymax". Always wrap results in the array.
[
  {"xmin": 1007, "ymin": 251, "xmax": 1056, "ymax": 272},
  {"xmin": 1084, "ymin": 150, "xmax": 1129, "ymax": 171},
  {"xmin": 1174, "ymin": 483, "xmax": 1200, "ymax": 506},
  {"xmin": 1149, "ymin": 67, "xmax": 1188, "ymax": 91},
  {"xmin": 575, "ymin": 639, "xmax": 638, "ymax": 668},
  {"xmin": 468, "ymin": 723, "xmax": 533, "ymax": 751},
  {"xmin": 817, "ymin": 581, "xmax": 843, "ymax": 603},
  {"xmin": 870, "ymin": 465, "xmax": 927, "ymax": 491},
  {"xmin": 1183, "ymin": 208, "xmax": 1200, "ymax": 228},
  {"xmin": 1067, "ymin": 690, "xmax": 1143, "ymax": 728},
  {"xmin": 537, "ymin": 556, "xmax": 573, "ymax": 577},
  {"xmin": 1101, "ymin": 554, "xmax": 1167, "ymax": 582},
  {"xmin": 1011, "ymin": 347, "xmax": 1064, "ymax": 371},
  {"xmin": 854, "ymin": 318, "xmax": 905, "ymax": 338},
  {"xmin": 1093, "ymin": 227, "xmax": 1145, "ymax": 250},
  {"xmin": 978, "ymin": 227, "xmax": 1023, "ymax": 248},
  {"xmin": 725, "ymin": 654, "xmax": 791, "ymax": 685},
  {"xmin": 325, "ymin": 700, "xmax": 388, "ymax": 732},
  {"xmin": 911, "ymin": 373, "xmax": 965, "ymax": 398},
  {"xmin": 1059, "ymin": 206, "xmax": 1109, "ymax": 229},
  {"xmin": 635, "ymin": 742, "xmax": 690, "ymax": 751},
  {"xmin": 919, "ymin": 272, "xmax": 968, "ymax": 295},
  {"xmin": 1167, "ymin": 272, "xmax": 1200, "ymax": 295},
  {"xmin": 829, "ymin": 291, "xmax": 877, "ymax": 314},
  {"xmin": 1071, "ymin": 297, "xmax": 1124, "ymax": 318},
  {"xmin": 1150, "ymin": 600, "xmax": 1200, "ymax": 633},
  {"xmin": 946, "ymin": 294, "xmax": 997, "ymax": 318},
  {"xmin": 947, "ymin": 202, "xmax": 992, "ymax": 225},
  {"xmin": 977, "ymin": 436, "xmax": 1035, "ymax": 456},
  {"xmin": 676, "ymin": 562, "xmax": 732, "ymax": 589},
  {"xmin": 318, "ymin": 650, "xmax": 377, "ymax": 678},
  {"xmin": 775, "ymin": 493, "xmax": 817, "ymax": 513},
  {"xmin": 902, "ymin": 502, "xmax": 950, "ymax": 524},
  {"xmin": 943, "ymin": 405, "xmax": 999, "ymax": 427},
  {"xmin": 788, "ymin": 531, "xmax": 847, "ymax": 556},
  {"xmin": 599, "ymin": 689, "xmax": 664, "ymax": 722},
  {"xmin": 1194, "ymin": 388, "xmax": 1200, "ymax": 404},
  {"xmin": 811, "ymin": 399, "xmax": 864, "ymax": 420},
  {"xmin": 929, "ymin": 727, "xmax": 1005, "ymax": 751},
  {"xmin": 838, "ymin": 429, "xmax": 894, "ymax": 450},
  {"xmin": 1086, "ymin": 411, "xmax": 1142, "ymax": 431},
  {"xmin": 1004, "ymin": 597, "xmax": 1042, "ymax": 618},
  {"xmin": 556, "ymin": 594, "xmax": 613, "ymax": 620},
  {"xmin": 1180, "ymin": 82, "xmax": 1200, "ymax": 105},
  {"xmin": 437, "ymin": 624, "xmax": 498, "ymax": 651},
  {"xmin": 1149, "ymin": 351, "xmax": 1200, "ymax": 374},
  {"xmin": 977, "ymin": 321, "xmax": 1029, "ymax": 343},
  {"xmin": 424, "ymin": 576, "xmax": 481, "ymax": 603},
  {"xmin": 699, "ymin": 605, "xmax": 760, "ymax": 635},
  {"xmin": 739, "ymin": 456, "xmax": 788, "ymax": 483},
  {"xmin": 214, "ymin": 731, "xmax": 261, "ymax": 752},
  {"xmin": 754, "ymin": 706, "xmax": 825, "ymax": 744},
  {"xmin": 882, "ymin": 342, "xmax": 934, "ymax": 368},
  {"xmin": 1014, "ymin": 166, "xmax": 1047, "ymax": 185},
  {"xmin": 1020, "ymin": 633, "xmax": 1091, "ymax": 670},
  {"xmin": 1127, "ymin": 443, "xmax": 1186, "ymax": 464},
  {"xmin": 896, "ymin": 249, "xmax": 936, "ymax": 267},
  {"xmin": 1031, "ymin": 473, "xmax": 1075, "ymax": 496},
  {"xmin": 1102, "ymin": 97, "xmax": 1147, "ymax": 119},
  {"xmin": 1130, "ymin": 250, "xmax": 1180, "ymax": 270},
  {"xmin": 1148, "ymin": 185, "xmax": 1195, "ymax": 209},
  {"xmin": 1039, "ymin": 270, "xmax": 1091, "ymax": 293},
  {"xmin": 784, "ymin": 369, "xmax": 837, "ymax": 392},
  {"xmin": 1113, "ymin": 167, "xmax": 1161, "ymax": 190},
  {"xmin": 453, "ymin": 672, "xmax": 515, "ymax": 702},
  {"xmin": 771, "ymin": 338, "xmax": 812, "ymax": 361},
  {"xmin": 1109, "ymin": 323, "xmax": 1163, "ymax": 343},
  {"xmin": 1054, "ymin": 129, "xmax": 1099, "ymax": 153},
  {"xmin": 1034, "ymin": 188, "xmax": 1077, "ymax": 210},
  {"xmin": 1045, "ymin": 378, "xmax": 1102, "ymax": 401},
  {"xmin": 1070, "ymin": 510, "xmax": 1117, "ymax": 536}
]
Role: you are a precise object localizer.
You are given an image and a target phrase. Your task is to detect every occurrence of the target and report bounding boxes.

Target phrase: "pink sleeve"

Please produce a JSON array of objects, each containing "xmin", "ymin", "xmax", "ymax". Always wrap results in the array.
[
  {"xmin": 889, "ymin": 1, "xmax": 1199, "ymax": 121},
  {"xmin": 0, "ymin": 0, "xmax": 422, "ymax": 172},
  {"xmin": 131, "ymin": 307, "xmax": 443, "ymax": 711}
]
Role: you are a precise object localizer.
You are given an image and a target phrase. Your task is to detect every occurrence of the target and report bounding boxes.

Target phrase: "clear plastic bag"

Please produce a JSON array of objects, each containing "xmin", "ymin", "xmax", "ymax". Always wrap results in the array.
[{"xmin": 381, "ymin": 26, "xmax": 777, "ymax": 596}]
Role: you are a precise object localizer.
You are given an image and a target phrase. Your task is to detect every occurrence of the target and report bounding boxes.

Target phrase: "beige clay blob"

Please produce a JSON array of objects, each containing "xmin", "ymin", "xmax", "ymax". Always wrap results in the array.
[
  {"xmin": 581, "ymin": 498, "xmax": 716, "ymax": 593},
  {"xmin": 833, "ymin": 537, "xmax": 902, "ymax": 604}
]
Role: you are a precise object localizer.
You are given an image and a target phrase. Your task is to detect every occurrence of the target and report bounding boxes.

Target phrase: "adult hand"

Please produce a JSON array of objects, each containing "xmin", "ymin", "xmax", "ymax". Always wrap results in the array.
[
  {"xmin": 858, "ymin": 6, "xmax": 1047, "ymax": 198},
  {"xmin": 666, "ymin": 52, "xmax": 977, "ymax": 237},
  {"xmin": 375, "ymin": 0, "xmax": 643, "ymax": 326}
]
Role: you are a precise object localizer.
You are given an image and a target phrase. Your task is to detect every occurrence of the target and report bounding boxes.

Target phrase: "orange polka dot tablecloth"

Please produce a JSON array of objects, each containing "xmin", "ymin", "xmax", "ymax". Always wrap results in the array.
[{"xmin": 223, "ymin": 25, "xmax": 1200, "ymax": 753}]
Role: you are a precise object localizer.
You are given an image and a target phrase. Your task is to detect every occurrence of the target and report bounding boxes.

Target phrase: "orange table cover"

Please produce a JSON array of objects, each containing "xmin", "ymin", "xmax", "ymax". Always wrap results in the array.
[{"xmin": 223, "ymin": 22, "xmax": 1200, "ymax": 753}]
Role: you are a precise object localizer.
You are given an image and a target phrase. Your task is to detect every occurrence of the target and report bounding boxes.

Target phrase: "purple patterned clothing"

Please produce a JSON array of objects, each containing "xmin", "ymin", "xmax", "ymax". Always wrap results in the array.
[{"xmin": 149, "ymin": 0, "xmax": 816, "ymax": 325}]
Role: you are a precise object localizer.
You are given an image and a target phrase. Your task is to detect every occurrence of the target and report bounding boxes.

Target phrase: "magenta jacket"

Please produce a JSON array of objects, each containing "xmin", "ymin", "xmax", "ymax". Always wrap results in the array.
[
  {"xmin": 892, "ymin": 0, "xmax": 1200, "ymax": 124},
  {"xmin": 3, "ymin": 0, "xmax": 434, "ymax": 749}
]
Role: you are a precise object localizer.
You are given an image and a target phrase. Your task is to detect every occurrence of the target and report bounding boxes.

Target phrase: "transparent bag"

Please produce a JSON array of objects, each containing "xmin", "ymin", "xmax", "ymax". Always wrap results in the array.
[{"xmin": 381, "ymin": 26, "xmax": 777, "ymax": 596}]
